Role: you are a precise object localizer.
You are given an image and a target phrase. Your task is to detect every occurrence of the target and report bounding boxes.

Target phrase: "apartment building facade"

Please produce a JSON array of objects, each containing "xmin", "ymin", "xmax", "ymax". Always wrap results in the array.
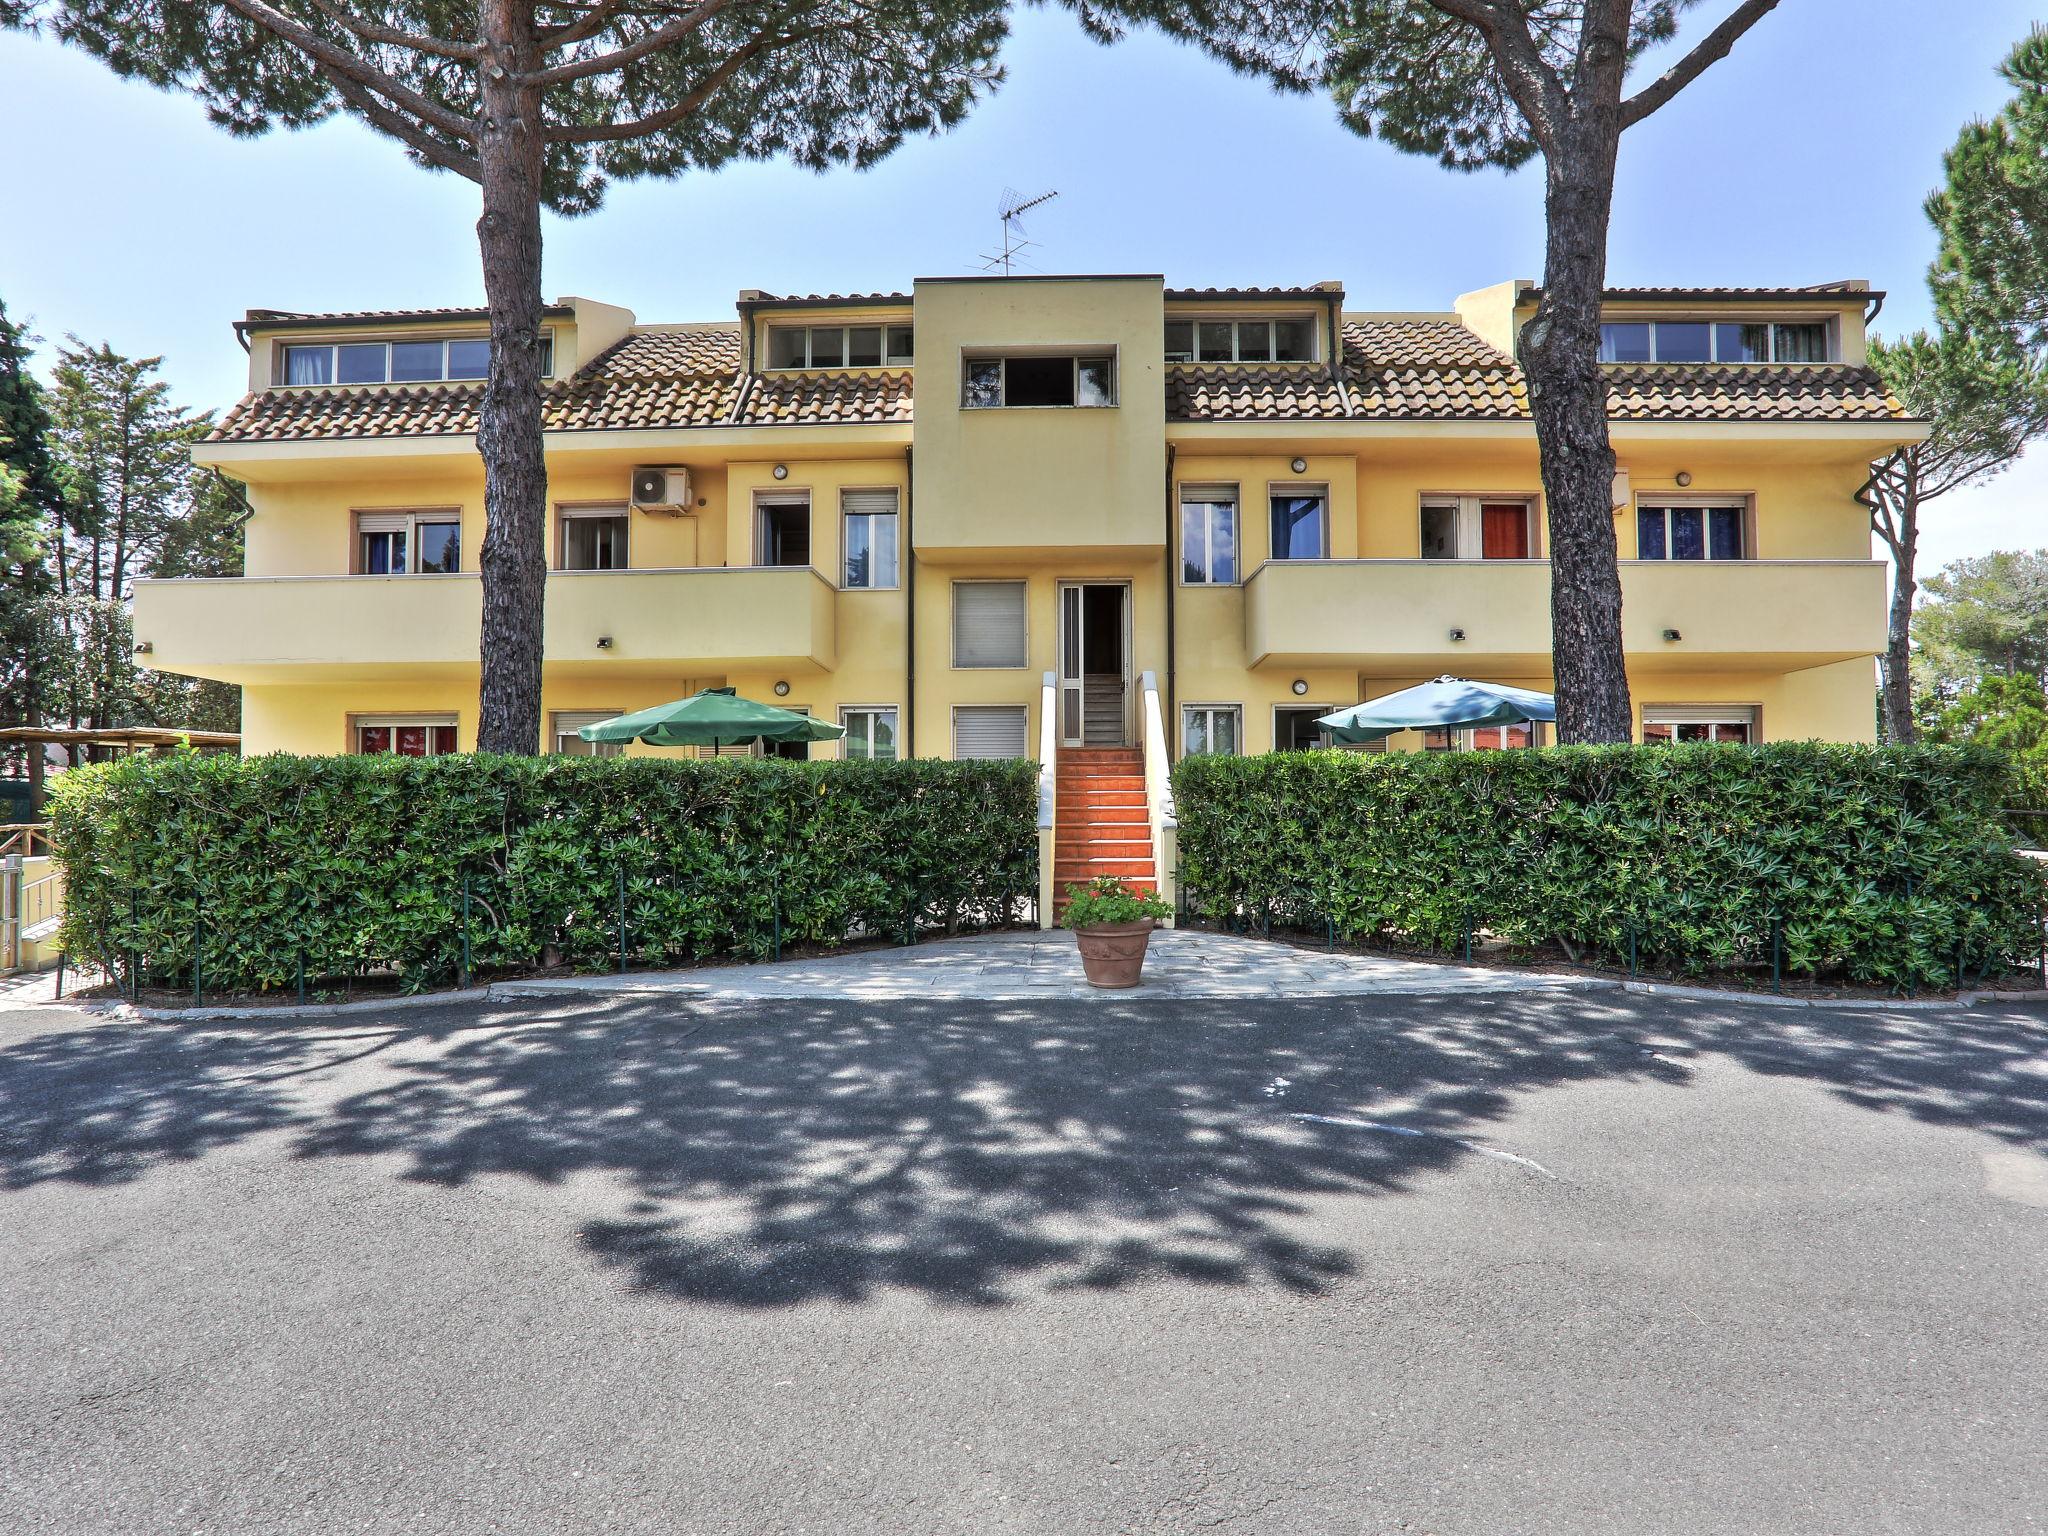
[{"xmin": 136, "ymin": 274, "xmax": 1917, "ymax": 766}]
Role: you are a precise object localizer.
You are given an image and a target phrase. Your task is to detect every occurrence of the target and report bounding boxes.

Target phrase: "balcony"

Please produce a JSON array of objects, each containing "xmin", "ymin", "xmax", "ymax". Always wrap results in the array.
[
  {"xmin": 1242, "ymin": 558, "xmax": 1886, "ymax": 672},
  {"xmin": 132, "ymin": 566, "xmax": 839, "ymax": 684}
]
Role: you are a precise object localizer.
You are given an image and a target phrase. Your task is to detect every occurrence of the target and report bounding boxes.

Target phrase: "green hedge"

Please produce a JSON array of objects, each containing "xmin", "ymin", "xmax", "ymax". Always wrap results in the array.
[
  {"xmin": 50, "ymin": 752, "xmax": 1038, "ymax": 992},
  {"xmin": 1171, "ymin": 742, "xmax": 2046, "ymax": 990}
]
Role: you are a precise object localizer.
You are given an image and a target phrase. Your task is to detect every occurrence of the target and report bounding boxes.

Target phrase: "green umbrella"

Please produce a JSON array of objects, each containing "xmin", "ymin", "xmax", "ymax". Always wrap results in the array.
[
  {"xmin": 578, "ymin": 687, "xmax": 846, "ymax": 749},
  {"xmin": 1315, "ymin": 676, "xmax": 1556, "ymax": 745}
]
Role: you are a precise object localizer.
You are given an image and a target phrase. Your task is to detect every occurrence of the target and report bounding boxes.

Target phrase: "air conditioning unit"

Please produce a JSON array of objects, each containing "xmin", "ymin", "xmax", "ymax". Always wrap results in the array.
[{"xmin": 630, "ymin": 466, "xmax": 693, "ymax": 514}]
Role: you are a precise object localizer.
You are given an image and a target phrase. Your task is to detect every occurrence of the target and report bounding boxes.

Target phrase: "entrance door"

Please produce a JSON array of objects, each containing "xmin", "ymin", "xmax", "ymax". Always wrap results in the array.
[{"xmin": 1058, "ymin": 582, "xmax": 1131, "ymax": 747}]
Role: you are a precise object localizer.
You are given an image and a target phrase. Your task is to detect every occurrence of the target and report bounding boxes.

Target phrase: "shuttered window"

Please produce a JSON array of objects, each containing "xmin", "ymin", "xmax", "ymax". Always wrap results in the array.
[
  {"xmin": 953, "ymin": 705, "xmax": 1028, "ymax": 760},
  {"xmin": 841, "ymin": 488, "xmax": 899, "ymax": 589},
  {"xmin": 952, "ymin": 580, "xmax": 1027, "ymax": 669}
]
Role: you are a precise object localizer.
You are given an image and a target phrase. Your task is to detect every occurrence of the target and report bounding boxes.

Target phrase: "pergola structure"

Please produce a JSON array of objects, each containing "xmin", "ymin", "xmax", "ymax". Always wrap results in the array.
[{"xmin": 0, "ymin": 726, "xmax": 242, "ymax": 761}]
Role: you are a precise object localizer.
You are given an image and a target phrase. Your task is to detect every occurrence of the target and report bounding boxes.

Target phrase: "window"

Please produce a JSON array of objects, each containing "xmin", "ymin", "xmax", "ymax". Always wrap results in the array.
[
  {"xmin": 841, "ymin": 707, "xmax": 899, "ymax": 761},
  {"xmin": 1165, "ymin": 317, "xmax": 1315, "ymax": 363},
  {"xmin": 1420, "ymin": 497, "xmax": 1537, "ymax": 560},
  {"xmin": 960, "ymin": 353, "xmax": 1116, "ymax": 408},
  {"xmin": 1183, "ymin": 704, "xmax": 1241, "ymax": 756},
  {"xmin": 1642, "ymin": 706, "xmax": 1757, "ymax": 744},
  {"xmin": 551, "ymin": 710, "xmax": 624, "ymax": 757},
  {"xmin": 953, "ymin": 705, "xmax": 1028, "ymax": 760},
  {"xmin": 1269, "ymin": 488, "xmax": 1328, "ymax": 561},
  {"xmin": 953, "ymin": 580, "xmax": 1028, "ymax": 669},
  {"xmin": 840, "ymin": 489, "xmax": 900, "ymax": 590},
  {"xmin": 354, "ymin": 716, "xmax": 459, "ymax": 756},
  {"xmin": 1637, "ymin": 502, "xmax": 1746, "ymax": 561},
  {"xmin": 755, "ymin": 491, "xmax": 811, "ymax": 567},
  {"xmin": 1423, "ymin": 724, "xmax": 1542, "ymax": 750},
  {"xmin": 354, "ymin": 510, "xmax": 461, "ymax": 575},
  {"xmin": 280, "ymin": 333, "xmax": 552, "ymax": 386},
  {"xmin": 1180, "ymin": 487, "xmax": 1239, "ymax": 584},
  {"xmin": 559, "ymin": 505, "xmax": 628, "ymax": 571},
  {"xmin": 766, "ymin": 324, "xmax": 914, "ymax": 369},
  {"xmin": 1598, "ymin": 319, "xmax": 1831, "ymax": 364},
  {"xmin": 1273, "ymin": 706, "xmax": 1332, "ymax": 752}
]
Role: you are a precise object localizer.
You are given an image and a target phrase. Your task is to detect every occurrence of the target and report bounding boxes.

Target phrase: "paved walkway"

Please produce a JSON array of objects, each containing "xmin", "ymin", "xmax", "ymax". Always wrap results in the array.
[{"xmin": 496, "ymin": 927, "xmax": 1596, "ymax": 1003}]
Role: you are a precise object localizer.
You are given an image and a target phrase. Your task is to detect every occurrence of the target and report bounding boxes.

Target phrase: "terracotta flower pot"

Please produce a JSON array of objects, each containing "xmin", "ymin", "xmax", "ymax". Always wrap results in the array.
[{"xmin": 1074, "ymin": 919, "xmax": 1155, "ymax": 989}]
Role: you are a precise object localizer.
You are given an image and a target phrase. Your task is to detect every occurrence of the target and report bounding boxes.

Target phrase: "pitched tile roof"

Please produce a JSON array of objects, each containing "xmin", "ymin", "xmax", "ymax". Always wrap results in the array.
[
  {"xmin": 234, "ymin": 304, "xmax": 574, "ymax": 335},
  {"xmin": 1522, "ymin": 282, "xmax": 1881, "ymax": 304}
]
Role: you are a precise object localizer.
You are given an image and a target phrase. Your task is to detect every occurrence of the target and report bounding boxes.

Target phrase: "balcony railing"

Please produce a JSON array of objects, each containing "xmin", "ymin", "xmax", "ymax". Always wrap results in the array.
[
  {"xmin": 132, "ymin": 565, "xmax": 838, "ymax": 682},
  {"xmin": 1242, "ymin": 558, "xmax": 1887, "ymax": 669}
]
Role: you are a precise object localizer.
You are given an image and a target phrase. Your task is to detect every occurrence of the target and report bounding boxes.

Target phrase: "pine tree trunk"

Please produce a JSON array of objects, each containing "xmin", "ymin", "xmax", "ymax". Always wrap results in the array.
[
  {"xmin": 1521, "ymin": 125, "xmax": 1633, "ymax": 744},
  {"xmin": 472, "ymin": 0, "xmax": 549, "ymax": 755},
  {"xmin": 1880, "ymin": 482, "xmax": 1919, "ymax": 744}
]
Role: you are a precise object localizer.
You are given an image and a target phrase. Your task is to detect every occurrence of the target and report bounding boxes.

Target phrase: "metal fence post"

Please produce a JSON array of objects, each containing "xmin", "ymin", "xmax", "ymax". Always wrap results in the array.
[
  {"xmin": 296, "ymin": 950, "xmax": 306, "ymax": 1006},
  {"xmin": 1771, "ymin": 916, "xmax": 1783, "ymax": 995},
  {"xmin": 128, "ymin": 886, "xmax": 140, "ymax": 1001},
  {"xmin": 192, "ymin": 908, "xmax": 203, "ymax": 1006},
  {"xmin": 616, "ymin": 861, "xmax": 628, "ymax": 974},
  {"xmin": 460, "ymin": 875, "xmax": 472, "ymax": 990},
  {"xmin": 1629, "ymin": 925, "xmax": 1639, "ymax": 980},
  {"xmin": 0, "ymin": 853, "xmax": 19, "ymax": 973},
  {"xmin": 1462, "ymin": 912, "xmax": 1472, "ymax": 965},
  {"xmin": 772, "ymin": 866, "xmax": 783, "ymax": 962}
]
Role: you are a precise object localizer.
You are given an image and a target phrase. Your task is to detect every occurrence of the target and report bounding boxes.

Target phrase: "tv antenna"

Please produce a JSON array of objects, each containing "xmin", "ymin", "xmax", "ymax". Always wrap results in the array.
[{"xmin": 980, "ymin": 187, "xmax": 1059, "ymax": 275}]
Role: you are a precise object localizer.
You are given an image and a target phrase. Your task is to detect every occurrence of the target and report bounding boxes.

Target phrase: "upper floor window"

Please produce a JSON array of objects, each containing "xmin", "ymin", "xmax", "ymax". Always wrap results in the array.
[
  {"xmin": 355, "ymin": 509, "xmax": 460, "ymax": 575},
  {"xmin": 281, "ymin": 333, "xmax": 552, "ymax": 386},
  {"xmin": 1269, "ymin": 487, "xmax": 1329, "ymax": 561},
  {"xmin": 962, "ymin": 353, "xmax": 1115, "ymax": 408},
  {"xmin": 559, "ymin": 504, "xmax": 628, "ymax": 571},
  {"xmin": 1166, "ymin": 317, "xmax": 1315, "ymax": 364},
  {"xmin": 1638, "ymin": 502, "xmax": 1746, "ymax": 561},
  {"xmin": 840, "ymin": 489, "xmax": 899, "ymax": 590},
  {"xmin": 1420, "ymin": 497, "xmax": 1536, "ymax": 560},
  {"xmin": 767, "ymin": 324, "xmax": 913, "ymax": 370},
  {"xmin": 1598, "ymin": 319, "xmax": 1830, "ymax": 364},
  {"xmin": 755, "ymin": 490, "xmax": 811, "ymax": 567},
  {"xmin": 1180, "ymin": 486, "xmax": 1239, "ymax": 584}
]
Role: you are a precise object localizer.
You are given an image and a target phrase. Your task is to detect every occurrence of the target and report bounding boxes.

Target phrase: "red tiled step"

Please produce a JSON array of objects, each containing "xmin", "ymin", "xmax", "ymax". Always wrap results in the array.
[
  {"xmin": 1055, "ymin": 858, "xmax": 1156, "ymax": 880},
  {"xmin": 1061, "ymin": 787, "xmax": 1147, "ymax": 805},
  {"xmin": 1059, "ymin": 809, "xmax": 1147, "ymax": 827},
  {"xmin": 1056, "ymin": 773, "xmax": 1144, "ymax": 791},
  {"xmin": 1056, "ymin": 836, "xmax": 1151, "ymax": 856}
]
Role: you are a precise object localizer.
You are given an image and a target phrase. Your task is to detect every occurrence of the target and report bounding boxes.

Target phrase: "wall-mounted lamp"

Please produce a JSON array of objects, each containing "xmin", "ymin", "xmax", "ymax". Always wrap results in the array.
[
  {"xmin": 1448, "ymin": 627, "xmax": 1466, "ymax": 643},
  {"xmin": 1674, "ymin": 471, "xmax": 1694, "ymax": 488},
  {"xmin": 133, "ymin": 640, "xmax": 153, "ymax": 655},
  {"xmin": 596, "ymin": 635, "xmax": 614, "ymax": 650},
  {"xmin": 773, "ymin": 680, "xmax": 791, "ymax": 697},
  {"xmin": 1661, "ymin": 628, "xmax": 1682, "ymax": 643},
  {"xmin": 1289, "ymin": 457, "xmax": 1309, "ymax": 475},
  {"xmin": 772, "ymin": 463, "xmax": 789, "ymax": 480},
  {"xmin": 1290, "ymin": 678, "xmax": 1309, "ymax": 696}
]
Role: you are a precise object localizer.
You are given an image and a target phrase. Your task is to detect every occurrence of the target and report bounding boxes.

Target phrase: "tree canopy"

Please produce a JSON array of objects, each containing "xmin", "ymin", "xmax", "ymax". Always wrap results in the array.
[{"xmin": 1913, "ymin": 550, "xmax": 2048, "ymax": 697}]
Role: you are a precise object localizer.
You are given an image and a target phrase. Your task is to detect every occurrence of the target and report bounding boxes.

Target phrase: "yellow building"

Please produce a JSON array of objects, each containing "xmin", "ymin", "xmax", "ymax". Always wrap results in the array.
[{"xmin": 136, "ymin": 275, "xmax": 1919, "ymax": 914}]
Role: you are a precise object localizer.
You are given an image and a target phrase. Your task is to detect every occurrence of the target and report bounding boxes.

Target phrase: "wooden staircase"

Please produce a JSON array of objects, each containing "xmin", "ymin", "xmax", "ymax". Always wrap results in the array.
[{"xmin": 1052, "ymin": 746, "xmax": 1157, "ymax": 923}]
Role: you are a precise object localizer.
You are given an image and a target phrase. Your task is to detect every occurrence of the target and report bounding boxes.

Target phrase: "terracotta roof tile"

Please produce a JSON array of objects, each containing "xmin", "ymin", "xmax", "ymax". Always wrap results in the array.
[{"xmin": 736, "ymin": 369, "xmax": 913, "ymax": 426}]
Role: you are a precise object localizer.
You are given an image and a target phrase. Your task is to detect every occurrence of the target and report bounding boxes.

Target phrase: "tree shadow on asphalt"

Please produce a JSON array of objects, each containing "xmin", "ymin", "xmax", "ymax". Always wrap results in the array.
[{"xmin": 1, "ymin": 988, "xmax": 2044, "ymax": 1308}]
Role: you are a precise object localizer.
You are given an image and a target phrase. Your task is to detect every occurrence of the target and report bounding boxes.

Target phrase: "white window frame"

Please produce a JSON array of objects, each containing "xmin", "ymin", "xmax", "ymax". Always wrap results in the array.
[
  {"xmin": 765, "ymin": 323, "xmax": 914, "ymax": 370},
  {"xmin": 353, "ymin": 508, "xmax": 463, "ymax": 576},
  {"xmin": 959, "ymin": 351, "xmax": 1118, "ymax": 409},
  {"xmin": 1182, "ymin": 703, "xmax": 1242, "ymax": 756},
  {"xmin": 1419, "ymin": 495, "xmax": 1540, "ymax": 561},
  {"xmin": 839, "ymin": 705, "xmax": 900, "ymax": 761},
  {"xmin": 839, "ymin": 488, "xmax": 901, "ymax": 591},
  {"xmin": 1421, "ymin": 723, "xmax": 1546, "ymax": 751},
  {"xmin": 1635, "ymin": 497, "xmax": 1752, "ymax": 562},
  {"xmin": 351, "ymin": 714, "xmax": 460, "ymax": 756},
  {"xmin": 1641, "ymin": 705, "xmax": 1760, "ymax": 744},
  {"xmin": 1597, "ymin": 318, "xmax": 1834, "ymax": 365},
  {"xmin": 951, "ymin": 579, "xmax": 1029, "ymax": 670},
  {"xmin": 1179, "ymin": 485, "xmax": 1241, "ymax": 586},
  {"xmin": 550, "ymin": 709, "xmax": 625, "ymax": 757},
  {"xmin": 1166, "ymin": 316, "xmax": 1318, "ymax": 364},
  {"xmin": 1267, "ymin": 483, "xmax": 1331, "ymax": 562},
  {"xmin": 951, "ymin": 704, "xmax": 1030, "ymax": 760},
  {"xmin": 278, "ymin": 331, "xmax": 553, "ymax": 387},
  {"xmin": 753, "ymin": 489, "xmax": 812, "ymax": 568},
  {"xmin": 556, "ymin": 503, "xmax": 630, "ymax": 571}
]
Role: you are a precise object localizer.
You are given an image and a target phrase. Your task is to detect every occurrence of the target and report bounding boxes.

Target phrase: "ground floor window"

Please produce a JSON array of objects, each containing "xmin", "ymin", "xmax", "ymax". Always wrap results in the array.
[
  {"xmin": 1182, "ymin": 703, "xmax": 1241, "ymax": 756},
  {"xmin": 953, "ymin": 705, "xmax": 1028, "ymax": 759},
  {"xmin": 353, "ymin": 716, "xmax": 458, "ymax": 756},
  {"xmin": 551, "ymin": 710, "xmax": 624, "ymax": 757},
  {"xmin": 1273, "ymin": 705, "xmax": 1333, "ymax": 752},
  {"xmin": 1422, "ymin": 723, "xmax": 1542, "ymax": 750},
  {"xmin": 841, "ymin": 706, "xmax": 899, "ymax": 761},
  {"xmin": 1642, "ymin": 706, "xmax": 1757, "ymax": 744}
]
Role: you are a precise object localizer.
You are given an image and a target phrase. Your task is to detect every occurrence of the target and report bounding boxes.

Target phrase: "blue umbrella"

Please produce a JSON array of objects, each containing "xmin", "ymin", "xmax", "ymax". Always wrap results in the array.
[{"xmin": 1316, "ymin": 676, "xmax": 1556, "ymax": 745}]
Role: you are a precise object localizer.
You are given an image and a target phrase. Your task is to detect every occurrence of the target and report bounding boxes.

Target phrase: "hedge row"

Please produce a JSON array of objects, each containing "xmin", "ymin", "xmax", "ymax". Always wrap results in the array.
[
  {"xmin": 50, "ymin": 752, "xmax": 1039, "ymax": 992},
  {"xmin": 1170, "ymin": 742, "xmax": 2046, "ymax": 991}
]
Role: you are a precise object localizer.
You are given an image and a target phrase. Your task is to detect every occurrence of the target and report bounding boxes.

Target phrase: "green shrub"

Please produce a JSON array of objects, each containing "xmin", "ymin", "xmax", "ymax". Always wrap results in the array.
[
  {"xmin": 1171, "ymin": 742, "xmax": 2046, "ymax": 991},
  {"xmin": 1060, "ymin": 875, "xmax": 1172, "ymax": 930},
  {"xmin": 49, "ymin": 752, "xmax": 1038, "ymax": 992}
]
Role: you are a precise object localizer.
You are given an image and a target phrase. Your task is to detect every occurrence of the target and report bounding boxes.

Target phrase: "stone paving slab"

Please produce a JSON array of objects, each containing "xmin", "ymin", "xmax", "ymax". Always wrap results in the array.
[{"xmin": 492, "ymin": 927, "xmax": 1602, "ymax": 1003}]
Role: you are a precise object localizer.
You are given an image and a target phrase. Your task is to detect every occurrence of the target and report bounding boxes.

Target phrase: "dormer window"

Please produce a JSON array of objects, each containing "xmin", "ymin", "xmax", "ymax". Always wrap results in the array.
[
  {"xmin": 1165, "ymin": 317, "xmax": 1315, "ymax": 364},
  {"xmin": 767, "ymin": 324, "xmax": 913, "ymax": 370},
  {"xmin": 1598, "ymin": 319, "xmax": 1831, "ymax": 365},
  {"xmin": 278, "ymin": 333, "xmax": 552, "ymax": 386}
]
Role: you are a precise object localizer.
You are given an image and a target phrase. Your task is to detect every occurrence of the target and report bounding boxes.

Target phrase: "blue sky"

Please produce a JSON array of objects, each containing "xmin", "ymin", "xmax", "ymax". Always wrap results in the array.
[{"xmin": 2, "ymin": 0, "xmax": 2042, "ymax": 570}]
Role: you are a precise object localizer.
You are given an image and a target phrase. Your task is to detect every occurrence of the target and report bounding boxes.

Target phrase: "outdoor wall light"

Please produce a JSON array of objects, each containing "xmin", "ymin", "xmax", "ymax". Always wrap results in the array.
[
  {"xmin": 1448, "ymin": 627, "xmax": 1466, "ymax": 642},
  {"xmin": 772, "ymin": 463, "xmax": 790, "ymax": 480},
  {"xmin": 133, "ymin": 640, "xmax": 153, "ymax": 654},
  {"xmin": 1291, "ymin": 678, "xmax": 1309, "ymax": 696},
  {"xmin": 1675, "ymin": 471, "xmax": 1694, "ymax": 487},
  {"xmin": 773, "ymin": 680, "xmax": 791, "ymax": 697},
  {"xmin": 1290, "ymin": 457, "xmax": 1309, "ymax": 475},
  {"xmin": 596, "ymin": 635, "xmax": 614, "ymax": 649},
  {"xmin": 1662, "ymin": 628, "xmax": 1683, "ymax": 642}
]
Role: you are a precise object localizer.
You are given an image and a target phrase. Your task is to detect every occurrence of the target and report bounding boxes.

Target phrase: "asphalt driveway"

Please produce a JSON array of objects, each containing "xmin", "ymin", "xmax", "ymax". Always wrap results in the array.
[{"xmin": 1, "ymin": 986, "xmax": 2044, "ymax": 1534}]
